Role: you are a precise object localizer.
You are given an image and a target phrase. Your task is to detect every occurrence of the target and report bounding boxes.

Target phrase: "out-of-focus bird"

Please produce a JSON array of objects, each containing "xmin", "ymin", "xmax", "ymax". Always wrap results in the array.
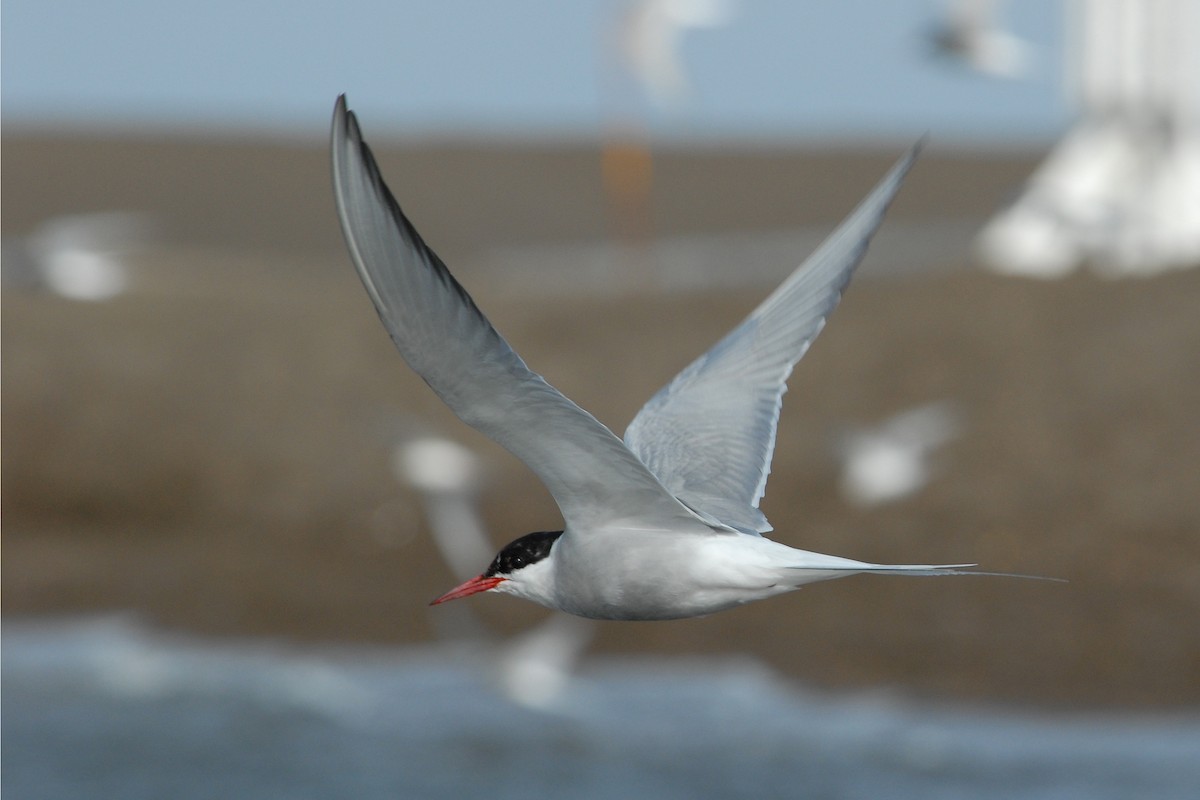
[
  {"xmin": 927, "ymin": 0, "xmax": 1032, "ymax": 79},
  {"xmin": 833, "ymin": 402, "xmax": 964, "ymax": 508},
  {"xmin": 3, "ymin": 211, "xmax": 151, "ymax": 301},
  {"xmin": 614, "ymin": 0, "xmax": 734, "ymax": 109},
  {"xmin": 395, "ymin": 436, "xmax": 593, "ymax": 709}
]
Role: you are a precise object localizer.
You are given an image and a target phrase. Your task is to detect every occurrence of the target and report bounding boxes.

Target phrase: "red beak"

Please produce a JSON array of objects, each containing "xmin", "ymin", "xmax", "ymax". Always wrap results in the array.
[{"xmin": 430, "ymin": 574, "xmax": 506, "ymax": 606}]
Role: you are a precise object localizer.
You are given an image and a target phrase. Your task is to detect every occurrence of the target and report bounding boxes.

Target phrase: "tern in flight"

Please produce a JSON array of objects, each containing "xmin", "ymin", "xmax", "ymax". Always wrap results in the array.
[{"xmin": 332, "ymin": 95, "xmax": 1009, "ymax": 621}]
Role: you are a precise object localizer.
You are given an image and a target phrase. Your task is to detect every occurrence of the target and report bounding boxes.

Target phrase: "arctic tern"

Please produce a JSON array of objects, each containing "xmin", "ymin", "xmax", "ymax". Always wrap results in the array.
[{"xmin": 332, "ymin": 95, "xmax": 1009, "ymax": 621}]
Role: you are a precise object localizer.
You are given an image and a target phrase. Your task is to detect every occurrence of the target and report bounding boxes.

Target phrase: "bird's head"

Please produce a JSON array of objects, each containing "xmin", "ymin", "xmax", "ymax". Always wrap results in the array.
[{"xmin": 430, "ymin": 530, "xmax": 563, "ymax": 607}]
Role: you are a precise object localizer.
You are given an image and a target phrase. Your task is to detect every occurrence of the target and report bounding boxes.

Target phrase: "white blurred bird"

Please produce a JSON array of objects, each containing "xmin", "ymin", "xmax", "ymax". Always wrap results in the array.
[
  {"xmin": 615, "ymin": 0, "xmax": 734, "ymax": 109},
  {"xmin": 833, "ymin": 401, "xmax": 964, "ymax": 508},
  {"xmin": 395, "ymin": 436, "xmax": 593, "ymax": 708},
  {"xmin": 393, "ymin": 436, "xmax": 492, "ymax": 578},
  {"xmin": 333, "ymin": 96, "xmax": 1022, "ymax": 622},
  {"xmin": 3, "ymin": 211, "xmax": 151, "ymax": 301},
  {"xmin": 927, "ymin": 0, "xmax": 1031, "ymax": 79}
]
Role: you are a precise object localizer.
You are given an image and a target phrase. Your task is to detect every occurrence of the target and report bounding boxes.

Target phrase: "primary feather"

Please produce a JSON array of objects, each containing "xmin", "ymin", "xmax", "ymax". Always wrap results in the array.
[
  {"xmin": 331, "ymin": 96, "xmax": 702, "ymax": 533},
  {"xmin": 624, "ymin": 146, "xmax": 922, "ymax": 533}
]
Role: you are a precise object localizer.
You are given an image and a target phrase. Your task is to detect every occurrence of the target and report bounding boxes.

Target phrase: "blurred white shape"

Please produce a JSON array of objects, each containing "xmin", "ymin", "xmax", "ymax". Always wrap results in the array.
[
  {"xmin": 40, "ymin": 249, "xmax": 128, "ymax": 301},
  {"xmin": 928, "ymin": 0, "xmax": 1032, "ymax": 78},
  {"xmin": 977, "ymin": 119, "xmax": 1127, "ymax": 278},
  {"xmin": 834, "ymin": 402, "xmax": 964, "ymax": 508},
  {"xmin": 495, "ymin": 613, "xmax": 594, "ymax": 710},
  {"xmin": 616, "ymin": 0, "xmax": 734, "ymax": 109},
  {"xmin": 394, "ymin": 436, "xmax": 482, "ymax": 495},
  {"xmin": 977, "ymin": 0, "xmax": 1200, "ymax": 277},
  {"xmin": 394, "ymin": 435, "xmax": 593, "ymax": 709},
  {"xmin": 11, "ymin": 211, "xmax": 152, "ymax": 301},
  {"xmin": 393, "ymin": 436, "xmax": 491, "ymax": 577}
]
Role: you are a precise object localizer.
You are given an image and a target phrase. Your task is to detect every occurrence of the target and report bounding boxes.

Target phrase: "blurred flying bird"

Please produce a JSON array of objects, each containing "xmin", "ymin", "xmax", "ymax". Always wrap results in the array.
[
  {"xmin": 615, "ymin": 0, "xmax": 734, "ymax": 109},
  {"xmin": 395, "ymin": 436, "xmax": 593, "ymax": 708},
  {"xmin": 2, "ymin": 211, "xmax": 151, "ymax": 301},
  {"xmin": 927, "ymin": 0, "xmax": 1032, "ymax": 78},
  {"xmin": 393, "ymin": 436, "xmax": 491, "ymax": 578},
  {"xmin": 833, "ymin": 401, "xmax": 964, "ymax": 508},
  {"xmin": 601, "ymin": 1, "xmax": 734, "ymax": 261}
]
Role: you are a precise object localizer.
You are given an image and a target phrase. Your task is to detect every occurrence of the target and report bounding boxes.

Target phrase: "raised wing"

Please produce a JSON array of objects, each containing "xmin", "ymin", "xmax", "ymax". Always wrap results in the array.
[
  {"xmin": 623, "ymin": 145, "xmax": 921, "ymax": 533},
  {"xmin": 331, "ymin": 96, "xmax": 703, "ymax": 532}
]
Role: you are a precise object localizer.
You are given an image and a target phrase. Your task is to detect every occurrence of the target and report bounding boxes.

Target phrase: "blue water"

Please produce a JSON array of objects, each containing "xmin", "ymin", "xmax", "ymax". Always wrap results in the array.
[{"xmin": 4, "ymin": 617, "xmax": 1198, "ymax": 800}]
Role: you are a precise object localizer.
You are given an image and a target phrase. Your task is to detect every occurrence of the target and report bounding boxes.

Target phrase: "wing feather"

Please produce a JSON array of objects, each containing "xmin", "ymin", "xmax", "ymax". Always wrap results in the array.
[
  {"xmin": 623, "ymin": 145, "xmax": 921, "ymax": 533},
  {"xmin": 332, "ymin": 96, "xmax": 700, "ymax": 531}
]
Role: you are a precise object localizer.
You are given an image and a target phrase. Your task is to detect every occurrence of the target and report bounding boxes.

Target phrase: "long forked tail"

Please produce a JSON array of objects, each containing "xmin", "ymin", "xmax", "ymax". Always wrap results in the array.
[
  {"xmin": 861, "ymin": 565, "xmax": 1064, "ymax": 580},
  {"xmin": 776, "ymin": 548, "xmax": 1064, "ymax": 582},
  {"xmin": 786, "ymin": 562, "xmax": 1064, "ymax": 581}
]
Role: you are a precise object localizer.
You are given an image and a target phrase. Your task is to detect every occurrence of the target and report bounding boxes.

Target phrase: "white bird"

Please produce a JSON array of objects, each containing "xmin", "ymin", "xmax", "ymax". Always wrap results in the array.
[
  {"xmin": 332, "ymin": 96, "xmax": 1014, "ymax": 622},
  {"xmin": 393, "ymin": 436, "xmax": 492, "ymax": 578},
  {"xmin": 834, "ymin": 401, "xmax": 964, "ymax": 508},
  {"xmin": 615, "ymin": 0, "xmax": 735, "ymax": 109},
  {"xmin": 3, "ymin": 211, "xmax": 150, "ymax": 301},
  {"xmin": 394, "ymin": 435, "xmax": 594, "ymax": 709}
]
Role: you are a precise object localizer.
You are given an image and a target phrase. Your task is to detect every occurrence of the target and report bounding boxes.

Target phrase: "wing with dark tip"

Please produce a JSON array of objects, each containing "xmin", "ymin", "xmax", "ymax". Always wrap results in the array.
[
  {"xmin": 331, "ymin": 96, "xmax": 702, "ymax": 532},
  {"xmin": 623, "ymin": 145, "xmax": 921, "ymax": 534}
]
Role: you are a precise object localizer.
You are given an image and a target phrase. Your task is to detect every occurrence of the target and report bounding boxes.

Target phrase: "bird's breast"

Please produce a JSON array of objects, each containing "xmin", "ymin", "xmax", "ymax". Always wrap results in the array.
[{"xmin": 550, "ymin": 527, "xmax": 792, "ymax": 621}]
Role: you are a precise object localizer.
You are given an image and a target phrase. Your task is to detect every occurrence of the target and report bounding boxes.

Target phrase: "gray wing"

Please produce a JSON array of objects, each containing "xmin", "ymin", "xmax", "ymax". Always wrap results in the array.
[
  {"xmin": 623, "ymin": 145, "xmax": 921, "ymax": 533},
  {"xmin": 332, "ymin": 96, "xmax": 702, "ymax": 532}
]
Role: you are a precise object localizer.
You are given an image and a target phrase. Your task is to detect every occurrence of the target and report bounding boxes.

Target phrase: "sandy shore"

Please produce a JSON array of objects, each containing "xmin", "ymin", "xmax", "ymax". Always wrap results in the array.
[{"xmin": 4, "ymin": 133, "xmax": 1198, "ymax": 710}]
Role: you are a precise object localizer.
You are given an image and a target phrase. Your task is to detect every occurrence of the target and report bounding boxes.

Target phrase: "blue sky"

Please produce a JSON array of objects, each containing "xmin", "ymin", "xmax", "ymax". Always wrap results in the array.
[{"xmin": 2, "ymin": 0, "xmax": 1068, "ymax": 143}]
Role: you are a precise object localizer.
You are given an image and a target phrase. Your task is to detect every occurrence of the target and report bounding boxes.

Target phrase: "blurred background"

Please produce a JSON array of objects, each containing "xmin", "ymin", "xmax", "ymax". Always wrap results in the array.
[{"xmin": 4, "ymin": 1, "xmax": 1199, "ymax": 798}]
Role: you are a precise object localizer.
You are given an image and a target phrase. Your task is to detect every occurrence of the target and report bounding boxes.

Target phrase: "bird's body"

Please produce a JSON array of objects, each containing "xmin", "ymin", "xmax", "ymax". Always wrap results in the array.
[
  {"xmin": 526, "ymin": 525, "xmax": 942, "ymax": 621},
  {"xmin": 332, "ymin": 95, "xmax": 1005, "ymax": 622}
]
